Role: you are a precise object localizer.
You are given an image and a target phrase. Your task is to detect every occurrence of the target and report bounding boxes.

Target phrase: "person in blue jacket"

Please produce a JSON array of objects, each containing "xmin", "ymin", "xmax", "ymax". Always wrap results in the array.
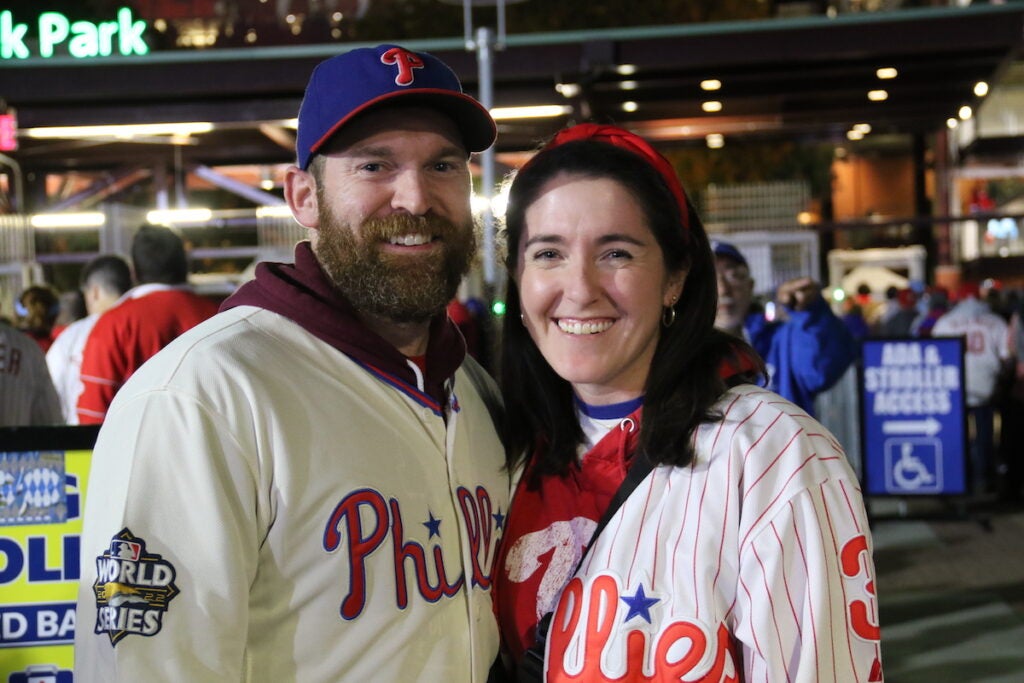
[{"xmin": 712, "ymin": 240, "xmax": 856, "ymax": 416}]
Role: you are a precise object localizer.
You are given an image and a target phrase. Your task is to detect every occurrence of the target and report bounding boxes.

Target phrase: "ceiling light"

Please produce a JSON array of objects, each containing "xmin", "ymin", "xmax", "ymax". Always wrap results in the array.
[
  {"xmin": 555, "ymin": 83, "xmax": 581, "ymax": 98},
  {"xmin": 974, "ymin": 81, "xmax": 989, "ymax": 97},
  {"xmin": 622, "ymin": 101, "xmax": 638, "ymax": 113},
  {"xmin": 30, "ymin": 212, "xmax": 106, "ymax": 229},
  {"xmin": 490, "ymin": 105, "xmax": 572, "ymax": 120},
  {"xmin": 701, "ymin": 101, "xmax": 723, "ymax": 113},
  {"xmin": 256, "ymin": 206, "xmax": 295, "ymax": 219},
  {"xmin": 946, "ymin": 118, "xmax": 959, "ymax": 129},
  {"xmin": 853, "ymin": 123, "xmax": 872, "ymax": 134},
  {"xmin": 147, "ymin": 208, "xmax": 213, "ymax": 225},
  {"xmin": 867, "ymin": 90, "xmax": 888, "ymax": 102},
  {"xmin": 958, "ymin": 105, "xmax": 972, "ymax": 120},
  {"xmin": 847, "ymin": 130, "xmax": 864, "ymax": 141},
  {"xmin": 700, "ymin": 79, "xmax": 721, "ymax": 91},
  {"xmin": 25, "ymin": 122, "xmax": 215, "ymax": 139},
  {"xmin": 706, "ymin": 133, "xmax": 724, "ymax": 149},
  {"xmin": 616, "ymin": 64, "xmax": 637, "ymax": 76},
  {"xmin": 876, "ymin": 67, "xmax": 898, "ymax": 80},
  {"xmin": 620, "ymin": 80, "xmax": 638, "ymax": 91}
]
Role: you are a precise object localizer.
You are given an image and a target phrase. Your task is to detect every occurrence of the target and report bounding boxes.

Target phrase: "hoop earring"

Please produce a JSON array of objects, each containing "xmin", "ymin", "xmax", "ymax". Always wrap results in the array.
[{"xmin": 662, "ymin": 306, "xmax": 676, "ymax": 328}]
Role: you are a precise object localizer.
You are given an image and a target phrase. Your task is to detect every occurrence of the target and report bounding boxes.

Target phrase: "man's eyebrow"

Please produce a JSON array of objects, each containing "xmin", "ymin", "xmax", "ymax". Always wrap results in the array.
[
  {"xmin": 340, "ymin": 144, "xmax": 395, "ymax": 159},
  {"xmin": 333, "ymin": 143, "xmax": 467, "ymax": 160}
]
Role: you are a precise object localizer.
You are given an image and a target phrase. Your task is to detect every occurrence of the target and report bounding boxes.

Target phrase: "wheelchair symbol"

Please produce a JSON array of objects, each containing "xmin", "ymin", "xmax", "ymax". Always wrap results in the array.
[
  {"xmin": 885, "ymin": 438, "xmax": 942, "ymax": 493},
  {"xmin": 894, "ymin": 443, "xmax": 934, "ymax": 489}
]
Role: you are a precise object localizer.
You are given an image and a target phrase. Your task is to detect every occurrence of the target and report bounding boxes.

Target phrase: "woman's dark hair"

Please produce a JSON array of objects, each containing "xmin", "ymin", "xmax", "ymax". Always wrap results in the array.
[
  {"xmin": 499, "ymin": 139, "xmax": 763, "ymax": 476},
  {"xmin": 18, "ymin": 284, "xmax": 60, "ymax": 332}
]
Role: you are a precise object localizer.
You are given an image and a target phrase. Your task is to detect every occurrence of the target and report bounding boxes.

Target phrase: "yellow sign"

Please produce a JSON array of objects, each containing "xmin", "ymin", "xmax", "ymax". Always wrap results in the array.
[{"xmin": 0, "ymin": 449, "xmax": 91, "ymax": 682}]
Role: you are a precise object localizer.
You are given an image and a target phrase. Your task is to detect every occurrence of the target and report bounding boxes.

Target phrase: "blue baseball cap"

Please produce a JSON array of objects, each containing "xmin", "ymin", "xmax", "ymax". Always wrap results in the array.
[
  {"xmin": 711, "ymin": 240, "xmax": 748, "ymax": 268},
  {"xmin": 296, "ymin": 44, "xmax": 497, "ymax": 169}
]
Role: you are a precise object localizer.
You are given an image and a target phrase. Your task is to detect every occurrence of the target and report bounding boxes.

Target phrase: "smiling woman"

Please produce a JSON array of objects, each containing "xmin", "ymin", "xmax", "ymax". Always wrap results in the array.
[
  {"xmin": 492, "ymin": 123, "xmax": 884, "ymax": 683},
  {"xmin": 516, "ymin": 174, "xmax": 684, "ymax": 405}
]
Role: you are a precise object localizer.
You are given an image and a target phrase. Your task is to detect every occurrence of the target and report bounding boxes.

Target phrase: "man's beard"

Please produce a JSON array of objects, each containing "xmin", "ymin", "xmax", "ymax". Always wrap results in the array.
[{"xmin": 314, "ymin": 208, "xmax": 477, "ymax": 324}]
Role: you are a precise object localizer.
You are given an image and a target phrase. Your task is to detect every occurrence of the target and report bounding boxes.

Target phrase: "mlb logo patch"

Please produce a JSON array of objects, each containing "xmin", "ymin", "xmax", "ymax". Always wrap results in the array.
[{"xmin": 92, "ymin": 528, "xmax": 180, "ymax": 645}]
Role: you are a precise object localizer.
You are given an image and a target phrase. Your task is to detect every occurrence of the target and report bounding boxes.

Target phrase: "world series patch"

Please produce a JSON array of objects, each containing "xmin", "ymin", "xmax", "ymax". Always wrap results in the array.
[{"xmin": 92, "ymin": 528, "xmax": 180, "ymax": 645}]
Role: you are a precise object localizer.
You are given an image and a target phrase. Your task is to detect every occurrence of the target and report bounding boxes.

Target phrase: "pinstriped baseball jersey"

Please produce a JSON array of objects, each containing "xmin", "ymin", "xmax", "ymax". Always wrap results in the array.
[
  {"xmin": 74, "ymin": 305, "xmax": 510, "ymax": 681},
  {"xmin": 0, "ymin": 320, "xmax": 62, "ymax": 427},
  {"xmin": 497, "ymin": 384, "xmax": 882, "ymax": 682}
]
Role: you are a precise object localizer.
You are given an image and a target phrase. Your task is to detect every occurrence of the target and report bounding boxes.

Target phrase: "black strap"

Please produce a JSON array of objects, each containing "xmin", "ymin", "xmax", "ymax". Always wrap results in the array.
[
  {"xmin": 586, "ymin": 451, "xmax": 654, "ymax": 558},
  {"xmin": 517, "ymin": 449, "xmax": 655, "ymax": 682}
]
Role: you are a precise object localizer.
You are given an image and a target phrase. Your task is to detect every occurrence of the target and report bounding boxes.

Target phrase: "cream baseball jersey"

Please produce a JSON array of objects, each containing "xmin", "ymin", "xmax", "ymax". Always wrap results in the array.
[
  {"xmin": 497, "ymin": 384, "xmax": 882, "ymax": 682},
  {"xmin": 74, "ymin": 303, "xmax": 510, "ymax": 681}
]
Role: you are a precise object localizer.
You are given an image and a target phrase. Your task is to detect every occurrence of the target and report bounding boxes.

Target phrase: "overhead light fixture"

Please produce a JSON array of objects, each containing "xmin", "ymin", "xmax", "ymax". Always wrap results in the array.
[
  {"xmin": 256, "ymin": 205, "xmax": 295, "ymax": 219},
  {"xmin": 147, "ymin": 208, "xmax": 213, "ymax": 225},
  {"xmin": 701, "ymin": 101, "xmax": 723, "ymax": 113},
  {"xmin": 490, "ymin": 105, "xmax": 572, "ymax": 120},
  {"xmin": 622, "ymin": 101, "xmax": 639, "ymax": 113},
  {"xmin": 616, "ymin": 64, "xmax": 637, "ymax": 76},
  {"xmin": 867, "ymin": 90, "xmax": 888, "ymax": 102},
  {"xmin": 30, "ymin": 212, "xmax": 106, "ymax": 229},
  {"xmin": 847, "ymin": 130, "xmax": 864, "ymax": 141},
  {"xmin": 946, "ymin": 118, "xmax": 959, "ymax": 129},
  {"xmin": 700, "ymin": 79, "xmax": 722, "ymax": 91},
  {"xmin": 706, "ymin": 133, "xmax": 724, "ymax": 149},
  {"xmin": 974, "ymin": 81, "xmax": 989, "ymax": 97},
  {"xmin": 555, "ymin": 83, "xmax": 581, "ymax": 98},
  {"xmin": 853, "ymin": 123, "xmax": 872, "ymax": 134},
  {"xmin": 25, "ymin": 122, "xmax": 215, "ymax": 139},
  {"xmin": 619, "ymin": 80, "xmax": 638, "ymax": 91},
  {"xmin": 876, "ymin": 67, "xmax": 898, "ymax": 80},
  {"xmin": 958, "ymin": 105, "xmax": 973, "ymax": 120}
]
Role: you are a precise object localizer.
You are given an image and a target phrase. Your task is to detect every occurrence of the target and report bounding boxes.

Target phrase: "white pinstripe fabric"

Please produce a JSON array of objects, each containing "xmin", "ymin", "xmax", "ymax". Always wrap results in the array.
[{"xmin": 539, "ymin": 385, "xmax": 882, "ymax": 682}]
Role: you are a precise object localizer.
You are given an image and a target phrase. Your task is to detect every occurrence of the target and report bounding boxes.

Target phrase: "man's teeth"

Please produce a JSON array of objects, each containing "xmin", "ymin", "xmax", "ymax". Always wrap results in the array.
[
  {"xmin": 558, "ymin": 320, "xmax": 613, "ymax": 335},
  {"xmin": 389, "ymin": 234, "xmax": 432, "ymax": 246}
]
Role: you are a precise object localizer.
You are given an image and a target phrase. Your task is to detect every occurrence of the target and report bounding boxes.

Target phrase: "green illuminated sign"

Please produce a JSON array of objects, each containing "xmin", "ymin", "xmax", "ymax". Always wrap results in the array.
[{"xmin": 1, "ymin": 7, "xmax": 148, "ymax": 59}]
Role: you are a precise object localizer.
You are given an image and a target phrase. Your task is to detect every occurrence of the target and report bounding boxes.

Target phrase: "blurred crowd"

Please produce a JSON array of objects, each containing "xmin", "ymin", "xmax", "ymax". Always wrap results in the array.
[
  {"xmin": 1, "ymin": 225, "xmax": 220, "ymax": 429},
  {"xmin": 3, "ymin": 229, "xmax": 1022, "ymax": 502},
  {"xmin": 842, "ymin": 279, "xmax": 1023, "ymax": 502}
]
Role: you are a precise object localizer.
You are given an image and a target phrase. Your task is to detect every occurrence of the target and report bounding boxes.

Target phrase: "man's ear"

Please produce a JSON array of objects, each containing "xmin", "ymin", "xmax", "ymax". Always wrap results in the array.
[{"xmin": 284, "ymin": 165, "xmax": 320, "ymax": 229}]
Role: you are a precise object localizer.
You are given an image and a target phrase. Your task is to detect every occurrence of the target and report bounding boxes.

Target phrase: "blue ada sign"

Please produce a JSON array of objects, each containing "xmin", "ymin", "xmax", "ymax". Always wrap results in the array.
[{"xmin": 861, "ymin": 338, "xmax": 967, "ymax": 496}]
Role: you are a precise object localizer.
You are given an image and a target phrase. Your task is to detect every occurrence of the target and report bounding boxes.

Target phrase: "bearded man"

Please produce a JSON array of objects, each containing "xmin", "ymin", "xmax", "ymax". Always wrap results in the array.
[{"xmin": 75, "ymin": 45, "xmax": 510, "ymax": 682}]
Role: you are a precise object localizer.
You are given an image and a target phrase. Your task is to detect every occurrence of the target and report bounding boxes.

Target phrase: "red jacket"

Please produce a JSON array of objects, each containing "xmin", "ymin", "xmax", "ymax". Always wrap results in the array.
[{"xmin": 77, "ymin": 286, "xmax": 219, "ymax": 423}]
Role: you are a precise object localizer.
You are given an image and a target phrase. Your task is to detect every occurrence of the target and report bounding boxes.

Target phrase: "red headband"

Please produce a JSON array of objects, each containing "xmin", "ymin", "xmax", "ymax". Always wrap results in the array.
[{"xmin": 535, "ymin": 123, "xmax": 691, "ymax": 238}]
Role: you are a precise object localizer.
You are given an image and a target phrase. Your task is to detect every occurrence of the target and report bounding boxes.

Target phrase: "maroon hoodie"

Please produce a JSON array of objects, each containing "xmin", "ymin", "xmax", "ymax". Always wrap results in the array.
[{"xmin": 220, "ymin": 241, "xmax": 465, "ymax": 409}]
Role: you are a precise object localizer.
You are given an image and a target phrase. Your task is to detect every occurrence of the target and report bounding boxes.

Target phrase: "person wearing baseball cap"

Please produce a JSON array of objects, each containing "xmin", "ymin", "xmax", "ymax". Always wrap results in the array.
[
  {"xmin": 75, "ymin": 45, "xmax": 509, "ymax": 682},
  {"xmin": 492, "ymin": 124, "xmax": 881, "ymax": 681},
  {"xmin": 712, "ymin": 239, "xmax": 856, "ymax": 416}
]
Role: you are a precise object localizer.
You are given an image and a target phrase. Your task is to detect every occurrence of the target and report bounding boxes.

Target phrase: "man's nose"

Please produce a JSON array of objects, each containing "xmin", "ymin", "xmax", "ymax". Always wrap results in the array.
[{"xmin": 390, "ymin": 170, "xmax": 430, "ymax": 215}]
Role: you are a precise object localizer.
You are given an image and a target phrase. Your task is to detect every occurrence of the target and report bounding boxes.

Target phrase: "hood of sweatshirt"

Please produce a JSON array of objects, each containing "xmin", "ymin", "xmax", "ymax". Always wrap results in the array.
[{"xmin": 220, "ymin": 241, "xmax": 465, "ymax": 408}]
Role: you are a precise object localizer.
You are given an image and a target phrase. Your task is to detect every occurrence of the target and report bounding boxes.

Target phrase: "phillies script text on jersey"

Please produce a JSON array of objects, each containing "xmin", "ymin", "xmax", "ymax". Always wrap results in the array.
[{"xmin": 323, "ymin": 484, "xmax": 500, "ymax": 619}]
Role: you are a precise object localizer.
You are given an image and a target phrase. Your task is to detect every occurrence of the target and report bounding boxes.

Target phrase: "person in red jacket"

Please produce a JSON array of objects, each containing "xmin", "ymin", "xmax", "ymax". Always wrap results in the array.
[{"xmin": 77, "ymin": 225, "xmax": 219, "ymax": 423}]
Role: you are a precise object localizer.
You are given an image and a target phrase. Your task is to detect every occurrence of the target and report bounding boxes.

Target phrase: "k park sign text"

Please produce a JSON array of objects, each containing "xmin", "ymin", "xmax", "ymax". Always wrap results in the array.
[{"xmin": 1, "ymin": 7, "xmax": 148, "ymax": 60}]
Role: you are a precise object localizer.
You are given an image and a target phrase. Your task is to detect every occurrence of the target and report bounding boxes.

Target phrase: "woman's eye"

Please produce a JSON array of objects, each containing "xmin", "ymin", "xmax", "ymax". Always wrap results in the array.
[
  {"xmin": 605, "ymin": 249, "xmax": 633, "ymax": 260},
  {"xmin": 532, "ymin": 249, "xmax": 560, "ymax": 260}
]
